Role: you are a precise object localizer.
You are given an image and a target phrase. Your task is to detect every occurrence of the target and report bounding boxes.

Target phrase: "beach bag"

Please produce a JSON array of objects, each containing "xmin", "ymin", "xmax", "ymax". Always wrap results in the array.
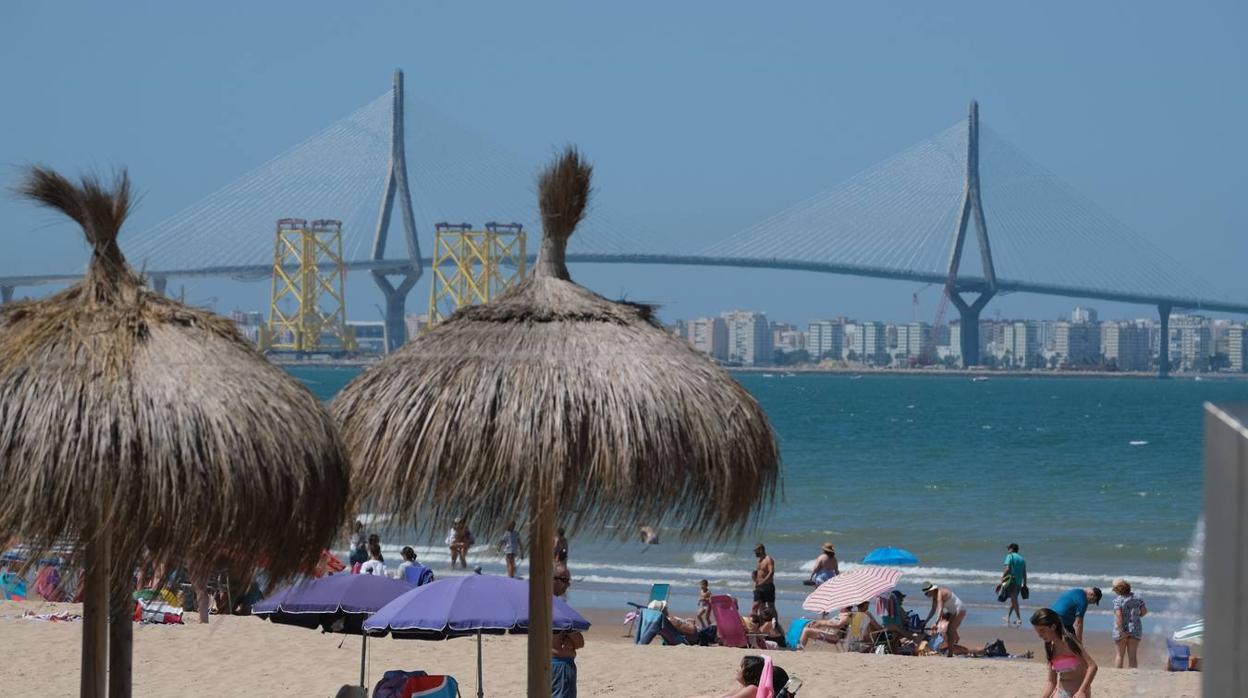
[
  {"xmin": 984, "ymin": 639, "xmax": 1008, "ymax": 657},
  {"xmin": 1021, "ymin": 585, "xmax": 1030, "ymax": 600},
  {"xmin": 373, "ymin": 670, "xmax": 428, "ymax": 698},
  {"xmin": 403, "ymin": 564, "xmax": 434, "ymax": 587}
]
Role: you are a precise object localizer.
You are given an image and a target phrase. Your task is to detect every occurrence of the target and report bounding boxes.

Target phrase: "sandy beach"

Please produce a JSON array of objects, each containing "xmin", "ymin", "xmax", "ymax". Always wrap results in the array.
[{"xmin": 0, "ymin": 600, "xmax": 1199, "ymax": 697}]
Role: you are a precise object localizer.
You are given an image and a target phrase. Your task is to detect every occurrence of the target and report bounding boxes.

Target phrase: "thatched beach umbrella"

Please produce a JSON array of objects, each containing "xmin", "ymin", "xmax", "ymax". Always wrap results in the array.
[
  {"xmin": 333, "ymin": 147, "xmax": 780, "ymax": 696},
  {"xmin": 0, "ymin": 168, "xmax": 351, "ymax": 697}
]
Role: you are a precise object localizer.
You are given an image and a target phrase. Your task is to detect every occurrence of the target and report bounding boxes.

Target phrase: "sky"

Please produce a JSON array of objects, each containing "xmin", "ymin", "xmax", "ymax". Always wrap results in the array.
[{"xmin": 1, "ymin": 0, "xmax": 1245, "ymax": 326}]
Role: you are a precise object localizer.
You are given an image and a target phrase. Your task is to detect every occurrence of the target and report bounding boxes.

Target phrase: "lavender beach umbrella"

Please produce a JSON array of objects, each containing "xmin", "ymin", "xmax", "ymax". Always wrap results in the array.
[
  {"xmin": 363, "ymin": 575, "xmax": 591, "ymax": 698},
  {"xmin": 254, "ymin": 574, "xmax": 413, "ymax": 688}
]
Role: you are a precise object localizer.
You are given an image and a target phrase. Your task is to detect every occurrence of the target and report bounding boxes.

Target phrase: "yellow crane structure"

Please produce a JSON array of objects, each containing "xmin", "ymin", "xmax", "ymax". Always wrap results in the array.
[
  {"xmin": 261, "ymin": 218, "xmax": 356, "ymax": 353},
  {"xmin": 426, "ymin": 221, "xmax": 527, "ymax": 326}
]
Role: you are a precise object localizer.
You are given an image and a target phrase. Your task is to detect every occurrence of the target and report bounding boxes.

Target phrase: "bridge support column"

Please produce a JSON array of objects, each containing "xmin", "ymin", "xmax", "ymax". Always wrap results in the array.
[
  {"xmin": 949, "ymin": 290, "xmax": 994, "ymax": 367},
  {"xmin": 1, "ymin": 285, "xmax": 13, "ymax": 304},
  {"xmin": 374, "ymin": 275, "xmax": 418, "ymax": 352},
  {"xmin": 151, "ymin": 275, "xmax": 168, "ymax": 296},
  {"xmin": 1158, "ymin": 303, "xmax": 1172, "ymax": 378}
]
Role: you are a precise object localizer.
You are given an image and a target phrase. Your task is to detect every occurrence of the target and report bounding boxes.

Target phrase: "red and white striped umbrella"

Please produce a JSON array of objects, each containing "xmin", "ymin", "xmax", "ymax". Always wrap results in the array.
[{"xmin": 802, "ymin": 565, "xmax": 904, "ymax": 614}]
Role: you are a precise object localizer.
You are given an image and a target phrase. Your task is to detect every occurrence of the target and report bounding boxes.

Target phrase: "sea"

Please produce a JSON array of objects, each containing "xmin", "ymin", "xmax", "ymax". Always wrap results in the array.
[{"xmin": 292, "ymin": 367, "xmax": 1243, "ymax": 631}]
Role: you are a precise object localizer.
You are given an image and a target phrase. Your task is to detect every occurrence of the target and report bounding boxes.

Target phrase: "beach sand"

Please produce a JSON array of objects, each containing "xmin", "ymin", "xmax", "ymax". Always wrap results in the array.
[{"xmin": 0, "ymin": 600, "xmax": 1199, "ymax": 697}]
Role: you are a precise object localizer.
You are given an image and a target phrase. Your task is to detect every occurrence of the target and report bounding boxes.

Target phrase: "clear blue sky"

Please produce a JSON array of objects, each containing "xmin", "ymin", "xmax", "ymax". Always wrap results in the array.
[{"xmin": 2, "ymin": 0, "xmax": 1245, "ymax": 324}]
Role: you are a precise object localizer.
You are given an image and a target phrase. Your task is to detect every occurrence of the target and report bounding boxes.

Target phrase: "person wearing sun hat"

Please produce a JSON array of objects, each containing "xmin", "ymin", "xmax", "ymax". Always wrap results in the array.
[
  {"xmin": 809, "ymin": 542, "xmax": 840, "ymax": 586},
  {"xmin": 921, "ymin": 581, "xmax": 967, "ymax": 654}
]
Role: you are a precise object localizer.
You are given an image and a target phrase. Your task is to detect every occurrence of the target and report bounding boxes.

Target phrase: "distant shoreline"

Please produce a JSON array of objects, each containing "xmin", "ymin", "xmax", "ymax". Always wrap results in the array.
[{"xmin": 267, "ymin": 356, "xmax": 1248, "ymax": 381}]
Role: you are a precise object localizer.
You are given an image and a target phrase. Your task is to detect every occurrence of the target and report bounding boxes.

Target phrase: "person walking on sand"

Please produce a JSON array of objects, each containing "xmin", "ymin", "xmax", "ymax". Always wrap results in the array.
[
  {"xmin": 809, "ymin": 542, "xmax": 839, "ymax": 586},
  {"xmin": 499, "ymin": 520, "xmax": 523, "ymax": 578},
  {"xmin": 1111, "ymin": 578, "xmax": 1147, "ymax": 668},
  {"xmin": 1051, "ymin": 586, "xmax": 1102, "ymax": 644},
  {"xmin": 1002, "ymin": 543, "xmax": 1027, "ymax": 626},
  {"xmin": 921, "ymin": 581, "xmax": 966, "ymax": 654},
  {"xmin": 696, "ymin": 579, "xmax": 713, "ymax": 629},
  {"xmin": 446, "ymin": 517, "xmax": 475, "ymax": 569},
  {"xmin": 750, "ymin": 544, "xmax": 775, "ymax": 616},
  {"xmin": 552, "ymin": 626, "xmax": 585, "ymax": 698},
  {"xmin": 554, "ymin": 528, "xmax": 569, "ymax": 564},
  {"xmin": 1032, "ymin": 607, "xmax": 1097, "ymax": 698}
]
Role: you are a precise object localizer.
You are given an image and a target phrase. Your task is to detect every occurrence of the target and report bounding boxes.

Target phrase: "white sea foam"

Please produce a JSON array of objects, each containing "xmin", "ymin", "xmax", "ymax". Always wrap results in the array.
[{"xmin": 692, "ymin": 552, "xmax": 729, "ymax": 565}]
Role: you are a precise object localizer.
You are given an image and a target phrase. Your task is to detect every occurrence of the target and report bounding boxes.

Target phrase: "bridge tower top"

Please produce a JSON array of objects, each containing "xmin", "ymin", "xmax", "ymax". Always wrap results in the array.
[{"xmin": 945, "ymin": 99, "xmax": 997, "ymax": 293}]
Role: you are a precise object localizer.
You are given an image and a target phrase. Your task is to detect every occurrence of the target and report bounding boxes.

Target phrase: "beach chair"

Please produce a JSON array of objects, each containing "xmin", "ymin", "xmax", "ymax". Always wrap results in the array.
[
  {"xmin": 709, "ymin": 594, "xmax": 766, "ymax": 648},
  {"xmin": 374, "ymin": 670, "xmax": 461, "ymax": 698},
  {"xmin": 1166, "ymin": 639, "xmax": 1191, "ymax": 672},
  {"xmin": 624, "ymin": 583, "xmax": 672, "ymax": 636}
]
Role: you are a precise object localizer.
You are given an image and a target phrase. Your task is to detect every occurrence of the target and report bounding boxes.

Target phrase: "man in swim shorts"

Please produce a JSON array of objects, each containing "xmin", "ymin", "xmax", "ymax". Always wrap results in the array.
[{"xmin": 751, "ymin": 544, "xmax": 775, "ymax": 616}]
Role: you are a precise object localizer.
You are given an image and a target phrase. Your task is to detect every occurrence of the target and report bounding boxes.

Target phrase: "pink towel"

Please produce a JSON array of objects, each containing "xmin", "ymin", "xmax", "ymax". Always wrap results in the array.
[{"xmin": 756, "ymin": 655, "xmax": 775, "ymax": 698}]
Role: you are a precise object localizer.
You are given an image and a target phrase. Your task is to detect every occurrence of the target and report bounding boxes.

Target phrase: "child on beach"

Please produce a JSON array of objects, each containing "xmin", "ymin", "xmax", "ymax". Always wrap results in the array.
[
  {"xmin": 696, "ymin": 579, "xmax": 712, "ymax": 628},
  {"xmin": 1032, "ymin": 607, "xmax": 1097, "ymax": 698},
  {"xmin": 499, "ymin": 521, "xmax": 522, "ymax": 578}
]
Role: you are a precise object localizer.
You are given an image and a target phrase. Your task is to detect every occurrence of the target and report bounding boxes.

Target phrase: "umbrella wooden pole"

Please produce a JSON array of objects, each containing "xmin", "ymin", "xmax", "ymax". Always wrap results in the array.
[
  {"xmin": 476, "ymin": 629, "xmax": 484, "ymax": 698},
  {"xmin": 526, "ymin": 489, "xmax": 554, "ymax": 697},
  {"xmin": 80, "ymin": 538, "xmax": 110, "ymax": 698},
  {"xmin": 108, "ymin": 562, "xmax": 133, "ymax": 698}
]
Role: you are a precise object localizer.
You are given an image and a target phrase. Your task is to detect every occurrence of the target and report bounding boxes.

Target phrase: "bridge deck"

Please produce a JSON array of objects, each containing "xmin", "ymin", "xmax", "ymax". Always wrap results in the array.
[{"xmin": 3, "ymin": 254, "xmax": 1245, "ymax": 315}]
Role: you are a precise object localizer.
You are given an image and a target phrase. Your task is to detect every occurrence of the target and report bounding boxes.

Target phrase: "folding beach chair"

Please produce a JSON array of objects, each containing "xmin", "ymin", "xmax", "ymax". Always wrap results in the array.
[
  {"xmin": 1166, "ymin": 639, "xmax": 1191, "ymax": 672},
  {"xmin": 709, "ymin": 594, "xmax": 766, "ymax": 648},
  {"xmin": 623, "ymin": 583, "xmax": 672, "ymax": 636}
]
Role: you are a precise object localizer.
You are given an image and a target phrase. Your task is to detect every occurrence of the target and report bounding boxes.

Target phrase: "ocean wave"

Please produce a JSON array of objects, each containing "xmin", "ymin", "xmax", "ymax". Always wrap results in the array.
[{"xmin": 692, "ymin": 552, "xmax": 729, "ymax": 565}]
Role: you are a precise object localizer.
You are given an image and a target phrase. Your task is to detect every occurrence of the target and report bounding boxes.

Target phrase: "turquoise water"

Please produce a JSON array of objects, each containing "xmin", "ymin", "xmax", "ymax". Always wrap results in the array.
[{"xmin": 292, "ymin": 367, "xmax": 1242, "ymax": 625}]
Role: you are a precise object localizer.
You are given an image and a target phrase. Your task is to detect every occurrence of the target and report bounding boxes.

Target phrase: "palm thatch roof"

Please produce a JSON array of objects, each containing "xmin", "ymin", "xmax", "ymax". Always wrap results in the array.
[
  {"xmin": 0, "ymin": 167, "xmax": 350, "ymax": 584},
  {"xmin": 333, "ymin": 147, "xmax": 779, "ymax": 539}
]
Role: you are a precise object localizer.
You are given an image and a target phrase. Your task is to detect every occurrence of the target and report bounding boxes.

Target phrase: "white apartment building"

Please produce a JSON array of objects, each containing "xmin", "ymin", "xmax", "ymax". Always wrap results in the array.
[
  {"xmin": 1101, "ymin": 321, "xmax": 1151, "ymax": 372},
  {"xmin": 687, "ymin": 317, "xmax": 728, "ymax": 361},
  {"xmin": 1000, "ymin": 321, "xmax": 1042, "ymax": 368},
  {"xmin": 807, "ymin": 320, "xmax": 846, "ymax": 362},
  {"xmin": 1229, "ymin": 325, "xmax": 1247, "ymax": 372},
  {"xmin": 1055, "ymin": 321, "xmax": 1101, "ymax": 366},
  {"xmin": 722, "ymin": 310, "xmax": 773, "ymax": 365}
]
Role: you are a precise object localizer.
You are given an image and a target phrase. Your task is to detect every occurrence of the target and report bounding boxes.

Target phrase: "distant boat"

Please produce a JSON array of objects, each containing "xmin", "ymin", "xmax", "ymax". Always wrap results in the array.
[
  {"xmin": 1129, "ymin": 440, "xmax": 1148, "ymax": 446},
  {"xmin": 1193, "ymin": 376, "xmax": 1203, "ymax": 382},
  {"xmin": 972, "ymin": 376, "xmax": 990, "ymax": 382},
  {"xmin": 849, "ymin": 374, "xmax": 863, "ymax": 380},
  {"xmin": 762, "ymin": 373, "xmax": 775, "ymax": 378}
]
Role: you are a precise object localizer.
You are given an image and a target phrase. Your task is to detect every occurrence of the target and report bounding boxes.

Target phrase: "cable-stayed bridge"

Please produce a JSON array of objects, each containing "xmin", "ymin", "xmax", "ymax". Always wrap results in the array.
[{"xmin": 2, "ymin": 70, "xmax": 1244, "ymax": 376}]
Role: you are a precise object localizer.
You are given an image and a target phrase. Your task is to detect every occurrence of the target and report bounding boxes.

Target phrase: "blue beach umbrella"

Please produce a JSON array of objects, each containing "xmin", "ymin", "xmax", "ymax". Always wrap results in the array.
[
  {"xmin": 364, "ymin": 575, "xmax": 591, "ymax": 698},
  {"xmin": 862, "ymin": 547, "xmax": 919, "ymax": 566},
  {"xmin": 254, "ymin": 573, "xmax": 414, "ymax": 688}
]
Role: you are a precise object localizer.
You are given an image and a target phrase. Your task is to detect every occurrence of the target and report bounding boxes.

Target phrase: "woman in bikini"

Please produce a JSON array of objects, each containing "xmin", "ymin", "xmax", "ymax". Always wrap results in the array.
[{"xmin": 1031, "ymin": 608, "xmax": 1097, "ymax": 698}]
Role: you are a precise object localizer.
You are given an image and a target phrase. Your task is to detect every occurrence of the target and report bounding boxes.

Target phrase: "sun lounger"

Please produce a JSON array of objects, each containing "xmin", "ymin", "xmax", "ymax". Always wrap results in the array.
[{"xmin": 624, "ymin": 583, "xmax": 673, "ymax": 636}]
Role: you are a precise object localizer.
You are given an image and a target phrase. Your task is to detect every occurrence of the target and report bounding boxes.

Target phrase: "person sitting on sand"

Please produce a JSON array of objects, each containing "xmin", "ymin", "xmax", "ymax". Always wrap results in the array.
[
  {"xmin": 360, "ymin": 543, "xmax": 386, "ymax": 576},
  {"xmin": 795, "ymin": 607, "xmax": 853, "ymax": 649},
  {"xmin": 397, "ymin": 546, "xmax": 433, "ymax": 586},
  {"xmin": 809, "ymin": 542, "xmax": 839, "ymax": 586},
  {"xmin": 921, "ymin": 581, "xmax": 966, "ymax": 654},
  {"xmin": 691, "ymin": 655, "xmax": 790, "ymax": 698},
  {"xmin": 844, "ymin": 601, "xmax": 885, "ymax": 652},
  {"xmin": 1032, "ymin": 607, "xmax": 1096, "ymax": 698}
]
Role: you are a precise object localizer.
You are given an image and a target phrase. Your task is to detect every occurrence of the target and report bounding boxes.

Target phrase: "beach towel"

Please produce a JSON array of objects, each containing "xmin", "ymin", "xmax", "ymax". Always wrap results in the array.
[
  {"xmin": 756, "ymin": 654, "xmax": 775, "ymax": 698},
  {"xmin": 402, "ymin": 563, "xmax": 434, "ymax": 587},
  {"xmin": 634, "ymin": 608, "xmax": 664, "ymax": 645},
  {"xmin": 786, "ymin": 618, "xmax": 812, "ymax": 650},
  {"xmin": 134, "ymin": 600, "xmax": 183, "ymax": 625}
]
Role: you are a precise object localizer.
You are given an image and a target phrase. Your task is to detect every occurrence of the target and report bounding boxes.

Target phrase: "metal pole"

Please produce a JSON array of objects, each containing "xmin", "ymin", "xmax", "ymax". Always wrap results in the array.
[{"xmin": 359, "ymin": 633, "xmax": 367, "ymax": 689}]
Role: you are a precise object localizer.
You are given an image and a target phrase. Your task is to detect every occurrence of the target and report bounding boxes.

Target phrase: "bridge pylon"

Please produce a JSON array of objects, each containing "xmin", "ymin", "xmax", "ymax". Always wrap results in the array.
[
  {"xmin": 944, "ymin": 99, "xmax": 998, "ymax": 367},
  {"xmin": 261, "ymin": 218, "xmax": 355, "ymax": 353},
  {"xmin": 427, "ymin": 222, "xmax": 527, "ymax": 326},
  {"xmin": 371, "ymin": 68, "xmax": 423, "ymax": 353}
]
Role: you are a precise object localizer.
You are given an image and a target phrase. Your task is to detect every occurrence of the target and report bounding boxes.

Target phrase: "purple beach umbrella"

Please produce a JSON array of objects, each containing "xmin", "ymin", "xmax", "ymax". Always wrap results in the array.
[
  {"xmin": 363, "ymin": 575, "xmax": 591, "ymax": 697},
  {"xmin": 254, "ymin": 573, "xmax": 413, "ymax": 688}
]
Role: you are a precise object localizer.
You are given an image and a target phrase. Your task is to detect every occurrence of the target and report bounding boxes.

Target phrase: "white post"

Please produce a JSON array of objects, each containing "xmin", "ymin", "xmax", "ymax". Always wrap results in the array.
[{"xmin": 1203, "ymin": 402, "xmax": 1248, "ymax": 695}]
